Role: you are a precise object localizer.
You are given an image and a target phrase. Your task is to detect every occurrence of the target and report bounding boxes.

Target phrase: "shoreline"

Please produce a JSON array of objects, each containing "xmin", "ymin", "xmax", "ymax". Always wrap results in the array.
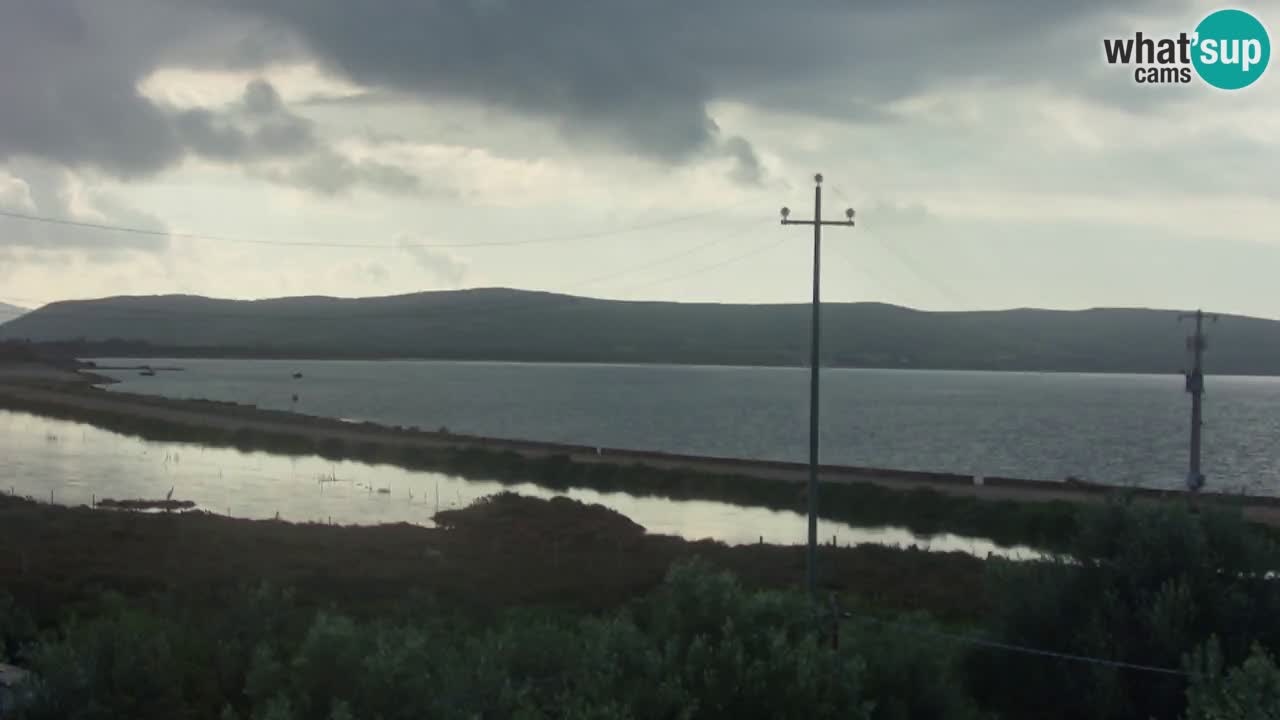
[
  {"xmin": 80, "ymin": 352, "xmax": 1280, "ymax": 378},
  {"xmin": 4, "ymin": 372, "xmax": 1280, "ymax": 548},
  {"xmin": 0, "ymin": 377, "xmax": 1119, "ymax": 501},
  {"xmin": 3, "ymin": 375, "xmax": 1269, "ymax": 503}
]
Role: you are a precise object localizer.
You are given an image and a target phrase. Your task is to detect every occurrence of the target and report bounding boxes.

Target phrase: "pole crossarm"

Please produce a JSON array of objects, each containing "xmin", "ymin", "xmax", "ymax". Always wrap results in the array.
[{"xmin": 781, "ymin": 219, "xmax": 856, "ymax": 227}]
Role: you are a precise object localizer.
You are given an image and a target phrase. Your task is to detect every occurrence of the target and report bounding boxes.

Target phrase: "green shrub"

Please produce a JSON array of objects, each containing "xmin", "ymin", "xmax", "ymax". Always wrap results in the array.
[
  {"xmin": 632, "ymin": 559, "xmax": 871, "ymax": 720},
  {"xmin": 843, "ymin": 611, "xmax": 987, "ymax": 720},
  {"xmin": 1185, "ymin": 639, "xmax": 1280, "ymax": 719},
  {"xmin": 9, "ymin": 562, "xmax": 885, "ymax": 719},
  {"xmin": 969, "ymin": 500, "xmax": 1280, "ymax": 719},
  {"xmin": 0, "ymin": 593, "xmax": 36, "ymax": 661},
  {"xmin": 19, "ymin": 596, "xmax": 189, "ymax": 720}
]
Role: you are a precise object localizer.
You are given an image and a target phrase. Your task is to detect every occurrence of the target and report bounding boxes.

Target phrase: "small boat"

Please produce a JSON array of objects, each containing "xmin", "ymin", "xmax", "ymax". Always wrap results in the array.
[
  {"xmin": 139, "ymin": 368, "xmax": 156, "ymax": 377},
  {"xmin": 292, "ymin": 372, "xmax": 303, "ymax": 379}
]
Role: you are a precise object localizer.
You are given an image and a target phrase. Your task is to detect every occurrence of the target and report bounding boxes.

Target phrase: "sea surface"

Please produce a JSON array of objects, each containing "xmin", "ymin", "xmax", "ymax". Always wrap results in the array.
[
  {"xmin": 0, "ymin": 409, "xmax": 1035, "ymax": 557},
  {"xmin": 87, "ymin": 359, "xmax": 1280, "ymax": 494}
]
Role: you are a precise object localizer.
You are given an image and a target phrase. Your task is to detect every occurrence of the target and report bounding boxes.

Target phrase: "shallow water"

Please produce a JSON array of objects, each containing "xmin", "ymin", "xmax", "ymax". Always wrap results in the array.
[
  {"xmin": 91, "ymin": 359, "xmax": 1280, "ymax": 493},
  {"xmin": 1, "ymin": 409, "xmax": 1040, "ymax": 559}
]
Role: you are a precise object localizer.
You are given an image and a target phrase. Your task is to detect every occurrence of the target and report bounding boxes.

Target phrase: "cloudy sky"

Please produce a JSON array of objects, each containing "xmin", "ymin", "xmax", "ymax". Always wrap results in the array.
[{"xmin": 1, "ymin": 0, "xmax": 1278, "ymax": 318}]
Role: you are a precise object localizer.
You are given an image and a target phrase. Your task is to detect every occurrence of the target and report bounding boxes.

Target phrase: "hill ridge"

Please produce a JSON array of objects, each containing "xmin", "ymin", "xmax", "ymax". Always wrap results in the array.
[{"xmin": 3, "ymin": 289, "xmax": 1278, "ymax": 374}]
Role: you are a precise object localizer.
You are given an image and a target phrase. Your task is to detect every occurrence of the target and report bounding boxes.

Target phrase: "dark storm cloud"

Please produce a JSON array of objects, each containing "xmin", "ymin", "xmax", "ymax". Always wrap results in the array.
[
  {"xmin": 213, "ymin": 0, "xmax": 1189, "ymax": 136},
  {"xmin": 244, "ymin": 78, "xmax": 286, "ymax": 115},
  {"xmin": 1, "ymin": 0, "xmax": 1192, "ymax": 182},
  {"xmin": 0, "ymin": 0, "xmax": 250, "ymax": 177},
  {"xmin": 723, "ymin": 136, "xmax": 764, "ymax": 186},
  {"xmin": 0, "ymin": 1, "xmax": 417, "ymax": 194},
  {"xmin": 0, "ymin": 25, "xmax": 180, "ymax": 178},
  {"xmin": 172, "ymin": 79, "xmax": 319, "ymax": 161}
]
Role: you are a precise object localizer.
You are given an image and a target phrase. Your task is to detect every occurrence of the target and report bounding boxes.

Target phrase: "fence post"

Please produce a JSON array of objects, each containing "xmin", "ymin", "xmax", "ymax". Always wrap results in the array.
[{"xmin": 829, "ymin": 594, "xmax": 840, "ymax": 650}]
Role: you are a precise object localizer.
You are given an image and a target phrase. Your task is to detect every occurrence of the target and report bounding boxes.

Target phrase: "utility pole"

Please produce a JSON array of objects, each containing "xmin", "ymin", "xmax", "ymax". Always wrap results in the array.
[
  {"xmin": 1179, "ymin": 309, "xmax": 1217, "ymax": 492},
  {"xmin": 780, "ymin": 173, "xmax": 855, "ymax": 600}
]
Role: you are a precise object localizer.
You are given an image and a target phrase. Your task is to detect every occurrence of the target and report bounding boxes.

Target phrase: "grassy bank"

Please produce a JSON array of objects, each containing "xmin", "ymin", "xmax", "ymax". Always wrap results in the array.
[
  {"xmin": 0, "ymin": 388, "xmax": 1090, "ymax": 551},
  {"xmin": 3, "ymin": 495, "xmax": 1280, "ymax": 719}
]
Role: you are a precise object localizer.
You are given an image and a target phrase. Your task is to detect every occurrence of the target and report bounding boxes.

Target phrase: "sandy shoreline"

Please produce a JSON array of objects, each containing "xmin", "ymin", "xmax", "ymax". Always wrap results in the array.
[{"xmin": 2, "ymin": 369, "xmax": 1278, "ymax": 525}]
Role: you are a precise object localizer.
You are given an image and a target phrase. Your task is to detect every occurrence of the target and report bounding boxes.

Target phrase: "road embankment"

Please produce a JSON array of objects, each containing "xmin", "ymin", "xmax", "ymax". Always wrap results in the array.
[{"xmin": 2, "ymin": 374, "xmax": 1277, "ymax": 548}]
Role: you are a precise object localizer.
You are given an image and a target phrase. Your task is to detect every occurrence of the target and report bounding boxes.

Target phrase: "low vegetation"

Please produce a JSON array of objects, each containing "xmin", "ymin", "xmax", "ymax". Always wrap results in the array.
[{"xmin": 2, "ymin": 496, "xmax": 1280, "ymax": 718}]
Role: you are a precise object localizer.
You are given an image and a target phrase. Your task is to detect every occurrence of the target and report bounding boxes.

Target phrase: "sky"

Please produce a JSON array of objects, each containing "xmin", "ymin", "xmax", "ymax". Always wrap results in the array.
[{"xmin": 1, "ymin": 0, "xmax": 1278, "ymax": 318}]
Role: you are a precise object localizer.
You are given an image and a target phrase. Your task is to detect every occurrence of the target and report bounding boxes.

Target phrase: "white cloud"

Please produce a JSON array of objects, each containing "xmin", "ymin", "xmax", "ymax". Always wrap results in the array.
[
  {"xmin": 138, "ymin": 64, "xmax": 365, "ymax": 110},
  {"xmin": 0, "ymin": 161, "xmax": 169, "ymax": 256}
]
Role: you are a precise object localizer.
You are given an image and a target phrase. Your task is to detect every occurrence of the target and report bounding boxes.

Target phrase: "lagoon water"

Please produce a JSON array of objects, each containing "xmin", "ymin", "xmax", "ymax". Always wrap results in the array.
[
  {"xmin": 0, "ymin": 409, "xmax": 1038, "ymax": 557},
  {"xmin": 91, "ymin": 359, "xmax": 1280, "ymax": 494}
]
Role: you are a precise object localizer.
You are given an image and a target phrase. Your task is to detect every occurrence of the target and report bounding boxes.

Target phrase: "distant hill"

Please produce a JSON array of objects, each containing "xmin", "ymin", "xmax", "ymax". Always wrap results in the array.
[
  {"xmin": 2, "ymin": 289, "xmax": 1278, "ymax": 374},
  {"xmin": 0, "ymin": 301, "xmax": 27, "ymax": 325}
]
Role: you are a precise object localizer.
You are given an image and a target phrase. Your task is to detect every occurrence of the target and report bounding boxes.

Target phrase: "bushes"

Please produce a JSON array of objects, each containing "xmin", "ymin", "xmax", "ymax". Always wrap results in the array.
[
  {"xmin": 0, "ymin": 593, "xmax": 35, "ymax": 661},
  {"xmin": 632, "ymin": 560, "xmax": 870, "ymax": 719},
  {"xmin": 7, "ymin": 562, "xmax": 883, "ymax": 720},
  {"xmin": 968, "ymin": 500, "xmax": 1280, "ymax": 719},
  {"xmin": 1185, "ymin": 640, "xmax": 1280, "ymax": 719},
  {"xmin": 19, "ymin": 596, "xmax": 189, "ymax": 720},
  {"xmin": 843, "ymin": 612, "xmax": 986, "ymax": 720},
  {"xmin": 10, "ymin": 502, "xmax": 1280, "ymax": 719}
]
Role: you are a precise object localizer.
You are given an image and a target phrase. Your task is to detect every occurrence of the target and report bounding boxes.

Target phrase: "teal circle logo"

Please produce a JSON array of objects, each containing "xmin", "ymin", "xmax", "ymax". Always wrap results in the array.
[{"xmin": 1192, "ymin": 9, "xmax": 1270, "ymax": 89}]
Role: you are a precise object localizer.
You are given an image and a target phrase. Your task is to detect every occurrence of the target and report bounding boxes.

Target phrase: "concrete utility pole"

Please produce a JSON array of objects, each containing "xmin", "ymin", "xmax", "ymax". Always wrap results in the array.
[
  {"xmin": 779, "ymin": 173, "xmax": 855, "ymax": 600},
  {"xmin": 1179, "ymin": 309, "xmax": 1217, "ymax": 492}
]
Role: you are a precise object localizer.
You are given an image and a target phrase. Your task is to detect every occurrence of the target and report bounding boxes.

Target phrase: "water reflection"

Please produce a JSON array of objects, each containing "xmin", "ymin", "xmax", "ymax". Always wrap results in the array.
[{"xmin": 0, "ymin": 410, "xmax": 1041, "ymax": 560}]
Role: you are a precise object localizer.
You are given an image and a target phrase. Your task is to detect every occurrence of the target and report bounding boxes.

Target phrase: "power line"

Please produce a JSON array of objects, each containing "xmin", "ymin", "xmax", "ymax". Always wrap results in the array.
[
  {"xmin": 828, "ymin": 244, "xmax": 880, "ymax": 290},
  {"xmin": 847, "ymin": 612, "xmax": 1194, "ymax": 679},
  {"xmin": 827, "ymin": 185, "xmax": 967, "ymax": 307},
  {"xmin": 616, "ymin": 233, "xmax": 779, "ymax": 295},
  {"xmin": 0, "ymin": 219, "xmax": 759, "ymax": 313},
  {"xmin": 370, "ymin": 225, "xmax": 770, "ymax": 322},
  {"xmin": 872, "ymin": 236, "xmax": 967, "ymax": 307},
  {"xmin": 0, "ymin": 228, "xmax": 771, "ymax": 327},
  {"xmin": 566, "ymin": 220, "xmax": 758, "ymax": 291},
  {"xmin": 0, "ymin": 200, "xmax": 748, "ymax": 251}
]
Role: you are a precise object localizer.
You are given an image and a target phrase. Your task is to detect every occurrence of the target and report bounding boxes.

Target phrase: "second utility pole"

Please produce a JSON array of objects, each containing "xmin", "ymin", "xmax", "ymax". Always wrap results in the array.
[
  {"xmin": 1179, "ymin": 309, "xmax": 1217, "ymax": 492},
  {"xmin": 781, "ymin": 173, "xmax": 855, "ymax": 600}
]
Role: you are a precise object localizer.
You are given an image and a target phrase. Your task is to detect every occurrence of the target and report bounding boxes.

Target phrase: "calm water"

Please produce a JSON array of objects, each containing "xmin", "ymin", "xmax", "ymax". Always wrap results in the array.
[
  {"xmin": 0, "ymin": 410, "xmax": 1036, "ymax": 558},
  {"xmin": 91, "ymin": 359, "xmax": 1280, "ymax": 493}
]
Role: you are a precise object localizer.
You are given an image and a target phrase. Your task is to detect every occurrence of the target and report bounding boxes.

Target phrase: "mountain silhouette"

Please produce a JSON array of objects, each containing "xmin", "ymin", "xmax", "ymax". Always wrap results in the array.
[{"xmin": 2, "ymin": 289, "xmax": 1277, "ymax": 374}]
